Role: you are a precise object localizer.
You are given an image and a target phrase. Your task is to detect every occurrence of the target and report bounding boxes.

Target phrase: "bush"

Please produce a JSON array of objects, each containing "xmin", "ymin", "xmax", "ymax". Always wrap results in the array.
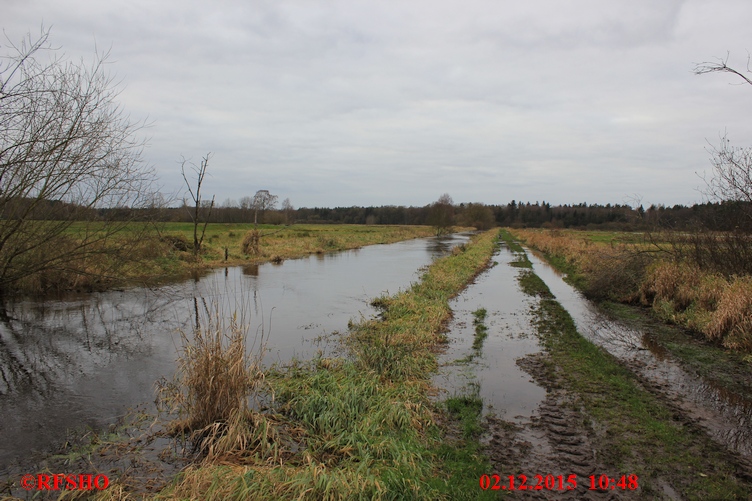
[
  {"xmin": 157, "ymin": 307, "xmax": 272, "ymax": 461},
  {"xmin": 581, "ymin": 248, "xmax": 652, "ymax": 302}
]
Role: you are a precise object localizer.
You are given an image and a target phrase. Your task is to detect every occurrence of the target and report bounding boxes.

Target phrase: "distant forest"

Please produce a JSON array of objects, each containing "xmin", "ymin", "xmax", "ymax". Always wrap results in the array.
[{"xmin": 98, "ymin": 199, "xmax": 751, "ymax": 232}]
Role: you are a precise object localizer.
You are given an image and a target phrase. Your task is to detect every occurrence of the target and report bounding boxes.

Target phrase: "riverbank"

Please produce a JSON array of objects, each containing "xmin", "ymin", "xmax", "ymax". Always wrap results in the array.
[{"xmin": 9, "ymin": 224, "xmax": 450, "ymax": 295}]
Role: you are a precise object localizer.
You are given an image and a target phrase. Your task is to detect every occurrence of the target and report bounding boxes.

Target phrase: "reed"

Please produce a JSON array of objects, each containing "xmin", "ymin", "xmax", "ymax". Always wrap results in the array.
[{"xmin": 156, "ymin": 303, "xmax": 275, "ymax": 462}]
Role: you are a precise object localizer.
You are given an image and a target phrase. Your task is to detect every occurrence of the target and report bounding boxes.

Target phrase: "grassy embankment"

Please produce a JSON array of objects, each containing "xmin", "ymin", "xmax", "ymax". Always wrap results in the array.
[
  {"xmin": 508, "ymin": 228, "xmax": 752, "ymax": 400},
  {"xmin": 24, "ymin": 223, "xmax": 441, "ymax": 294},
  {"xmin": 500, "ymin": 229, "xmax": 752, "ymax": 498},
  {"xmin": 141, "ymin": 230, "xmax": 500, "ymax": 500}
]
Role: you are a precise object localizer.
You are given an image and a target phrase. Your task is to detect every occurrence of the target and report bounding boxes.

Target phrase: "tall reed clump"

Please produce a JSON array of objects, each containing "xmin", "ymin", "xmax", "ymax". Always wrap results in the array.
[
  {"xmin": 241, "ymin": 229, "xmax": 261, "ymax": 256},
  {"xmin": 157, "ymin": 306, "xmax": 277, "ymax": 463}
]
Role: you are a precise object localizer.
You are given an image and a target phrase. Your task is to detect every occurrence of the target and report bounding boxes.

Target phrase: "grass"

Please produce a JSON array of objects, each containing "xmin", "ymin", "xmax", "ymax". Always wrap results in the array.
[
  {"xmin": 11, "ymin": 223, "xmax": 446, "ymax": 295},
  {"xmin": 499, "ymin": 228, "xmax": 531, "ymax": 268},
  {"xmin": 148, "ymin": 229, "xmax": 501, "ymax": 500},
  {"xmin": 429, "ymin": 389, "xmax": 498, "ymax": 501},
  {"xmin": 471, "ymin": 308, "xmax": 489, "ymax": 351}
]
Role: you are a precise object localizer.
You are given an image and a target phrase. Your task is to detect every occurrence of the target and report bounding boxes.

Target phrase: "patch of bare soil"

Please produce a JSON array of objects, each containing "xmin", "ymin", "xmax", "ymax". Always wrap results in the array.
[{"xmin": 0, "ymin": 410, "xmax": 192, "ymax": 500}]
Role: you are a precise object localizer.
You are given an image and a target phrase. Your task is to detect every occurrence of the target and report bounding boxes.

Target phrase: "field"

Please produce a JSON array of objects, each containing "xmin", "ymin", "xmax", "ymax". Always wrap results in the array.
[
  {"xmin": 158, "ymin": 223, "xmax": 439, "ymax": 265},
  {"xmin": 17, "ymin": 223, "xmax": 443, "ymax": 294}
]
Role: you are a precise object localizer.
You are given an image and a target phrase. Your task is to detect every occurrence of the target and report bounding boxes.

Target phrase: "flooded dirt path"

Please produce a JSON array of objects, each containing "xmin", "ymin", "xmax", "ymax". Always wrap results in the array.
[
  {"xmin": 436, "ymin": 239, "xmax": 752, "ymax": 498},
  {"xmin": 436, "ymin": 242, "xmax": 640, "ymax": 499},
  {"xmin": 526, "ymin": 249, "xmax": 752, "ymax": 462},
  {"xmin": 433, "ymin": 240, "xmax": 545, "ymax": 421}
]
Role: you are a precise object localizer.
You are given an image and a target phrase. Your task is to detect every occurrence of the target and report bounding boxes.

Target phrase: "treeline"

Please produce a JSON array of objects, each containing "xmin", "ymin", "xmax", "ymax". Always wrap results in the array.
[{"xmin": 98, "ymin": 199, "xmax": 751, "ymax": 232}]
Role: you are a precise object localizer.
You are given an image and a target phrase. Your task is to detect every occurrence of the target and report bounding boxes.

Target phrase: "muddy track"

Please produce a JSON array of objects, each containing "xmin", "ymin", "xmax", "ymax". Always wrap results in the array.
[
  {"xmin": 482, "ymin": 348, "xmax": 752, "ymax": 501},
  {"xmin": 484, "ymin": 353, "xmax": 641, "ymax": 500}
]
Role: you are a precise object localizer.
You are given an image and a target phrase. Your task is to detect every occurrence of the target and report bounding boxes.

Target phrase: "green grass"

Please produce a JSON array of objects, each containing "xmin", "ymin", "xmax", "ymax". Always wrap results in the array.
[
  {"xmin": 427, "ymin": 390, "xmax": 498, "ymax": 501},
  {"xmin": 557, "ymin": 229, "xmax": 645, "ymax": 245},
  {"xmin": 499, "ymin": 229, "xmax": 531, "ymax": 268},
  {"xmin": 471, "ymin": 308, "xmax": 489, "ymax": 351}
]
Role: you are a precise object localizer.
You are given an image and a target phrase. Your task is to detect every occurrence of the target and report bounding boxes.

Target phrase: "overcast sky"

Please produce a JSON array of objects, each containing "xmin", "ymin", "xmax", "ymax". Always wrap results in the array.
[{"xmin": 4, "ymin": 0, "xmax": 752, "ymax": 208}]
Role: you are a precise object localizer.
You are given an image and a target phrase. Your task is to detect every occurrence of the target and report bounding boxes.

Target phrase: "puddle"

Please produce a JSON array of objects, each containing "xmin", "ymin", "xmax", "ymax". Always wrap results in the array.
[
  {"xmin": 526, "ymin": 249, "xmax": 752, "ymax": 460},
  {"xmin": 434, "ymin": 243, "xmax": 546, "ymax": 422}
]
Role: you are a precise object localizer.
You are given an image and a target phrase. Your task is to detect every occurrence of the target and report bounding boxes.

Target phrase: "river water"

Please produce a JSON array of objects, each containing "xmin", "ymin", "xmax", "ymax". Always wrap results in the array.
[{"xmin": 0, "ymin": 234, "xmax": 469, "ymax": 468}]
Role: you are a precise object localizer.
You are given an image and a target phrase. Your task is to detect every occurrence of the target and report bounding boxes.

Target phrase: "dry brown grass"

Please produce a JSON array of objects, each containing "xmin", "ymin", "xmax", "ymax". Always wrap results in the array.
[
  {"xmin": 512, "ymin": 228, "xmax": 589, "ymax": 265},
  {"xmin": 156, "ymin": 304, "xmax": 275, "ymax": 462},
  {"xmin": 240, "ymin": 229, "xmax": 261, "ymax": 256},
  {"xmin": 639, "ymin": 260, "xmax": 752, "ymax": 349},
  {"xmin": 706, "ymin": 276, "xmax": 752, "ymax": 350},
  {"xmin": 513, "ymin": 228, "xmax": 752, "ymax": 353},
  {"xmin": 512, "ymin": 228, "xmax": 651, "ymax": 301}
]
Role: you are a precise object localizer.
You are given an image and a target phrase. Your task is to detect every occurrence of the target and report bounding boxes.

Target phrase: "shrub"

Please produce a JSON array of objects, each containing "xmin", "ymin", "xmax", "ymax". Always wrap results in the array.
[{"xmin": 581, "ymin": 247, "xmax": 652, "ymax": 302}]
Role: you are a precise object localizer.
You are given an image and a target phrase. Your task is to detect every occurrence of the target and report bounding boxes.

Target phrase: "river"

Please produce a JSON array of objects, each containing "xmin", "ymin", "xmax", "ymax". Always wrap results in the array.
[{"xmin": 0, "ymin": 233, "xmax": 469, "ymax": 468}]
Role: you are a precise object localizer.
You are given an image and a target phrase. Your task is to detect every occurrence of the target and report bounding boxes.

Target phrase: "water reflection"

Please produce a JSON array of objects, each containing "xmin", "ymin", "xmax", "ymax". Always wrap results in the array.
[
  {"xmin": 242, "ymin": 264, "xmax": 259, "ymax": 277},
  {"xmin": 0, "ymin": 234, "xmax": 470, "ymax": 468}
]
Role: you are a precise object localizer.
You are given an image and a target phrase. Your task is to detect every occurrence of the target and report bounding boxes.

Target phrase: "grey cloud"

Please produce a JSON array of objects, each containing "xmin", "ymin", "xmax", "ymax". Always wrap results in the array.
[{"xmin": 3, "ymin": 0, "xmax": 752, "ymax": 207}]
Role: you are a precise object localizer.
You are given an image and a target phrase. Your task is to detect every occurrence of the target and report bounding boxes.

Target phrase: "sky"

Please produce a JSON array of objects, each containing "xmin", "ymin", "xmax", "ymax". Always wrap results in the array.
[{"xmin": 4, "ymin": 0, "xmax": 752, "ymax": 209}]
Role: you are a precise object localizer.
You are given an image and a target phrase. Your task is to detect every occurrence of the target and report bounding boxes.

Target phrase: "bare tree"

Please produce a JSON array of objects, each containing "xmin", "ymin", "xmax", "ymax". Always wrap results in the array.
[
  {"xmin": 281, "ymin": 197, "xmax": 294, "ymax": 224},
  {"xmin": 251, "ymin": 189, "xmax": 278, "ymax": 225},
  {"xmin": 181, "ymin": 154, "xmax": 214, "ymax": 257},
  {"xmin": 694, "ymin": 53, "xmax": 752, "ymax": 87},
  {"xmin": 694, "ymin": 55, "xmax": 752, "ymax": 218},
  {"xmin": 687, "ymin": 53, "xmax": 752, "ymax": 275},
  {"xmin": 239, "ymin": 196, "xmax": 253, "ymax": 211},
  {"xmin": 0, "ymin": 28, "xmax": 155, "ymax": 293}
]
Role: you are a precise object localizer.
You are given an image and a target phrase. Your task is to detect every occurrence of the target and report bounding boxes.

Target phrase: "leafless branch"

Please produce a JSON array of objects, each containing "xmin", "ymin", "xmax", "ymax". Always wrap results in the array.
[{"xmin": 694, "ymin": 52, "xmax": 752, "ymax": 87}]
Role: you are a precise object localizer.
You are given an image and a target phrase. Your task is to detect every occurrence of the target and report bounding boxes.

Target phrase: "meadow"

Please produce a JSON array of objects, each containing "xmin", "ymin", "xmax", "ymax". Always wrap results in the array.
[{"xmin": 18, "ymin": 223, "xmax": 441, "ymax": 294}]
